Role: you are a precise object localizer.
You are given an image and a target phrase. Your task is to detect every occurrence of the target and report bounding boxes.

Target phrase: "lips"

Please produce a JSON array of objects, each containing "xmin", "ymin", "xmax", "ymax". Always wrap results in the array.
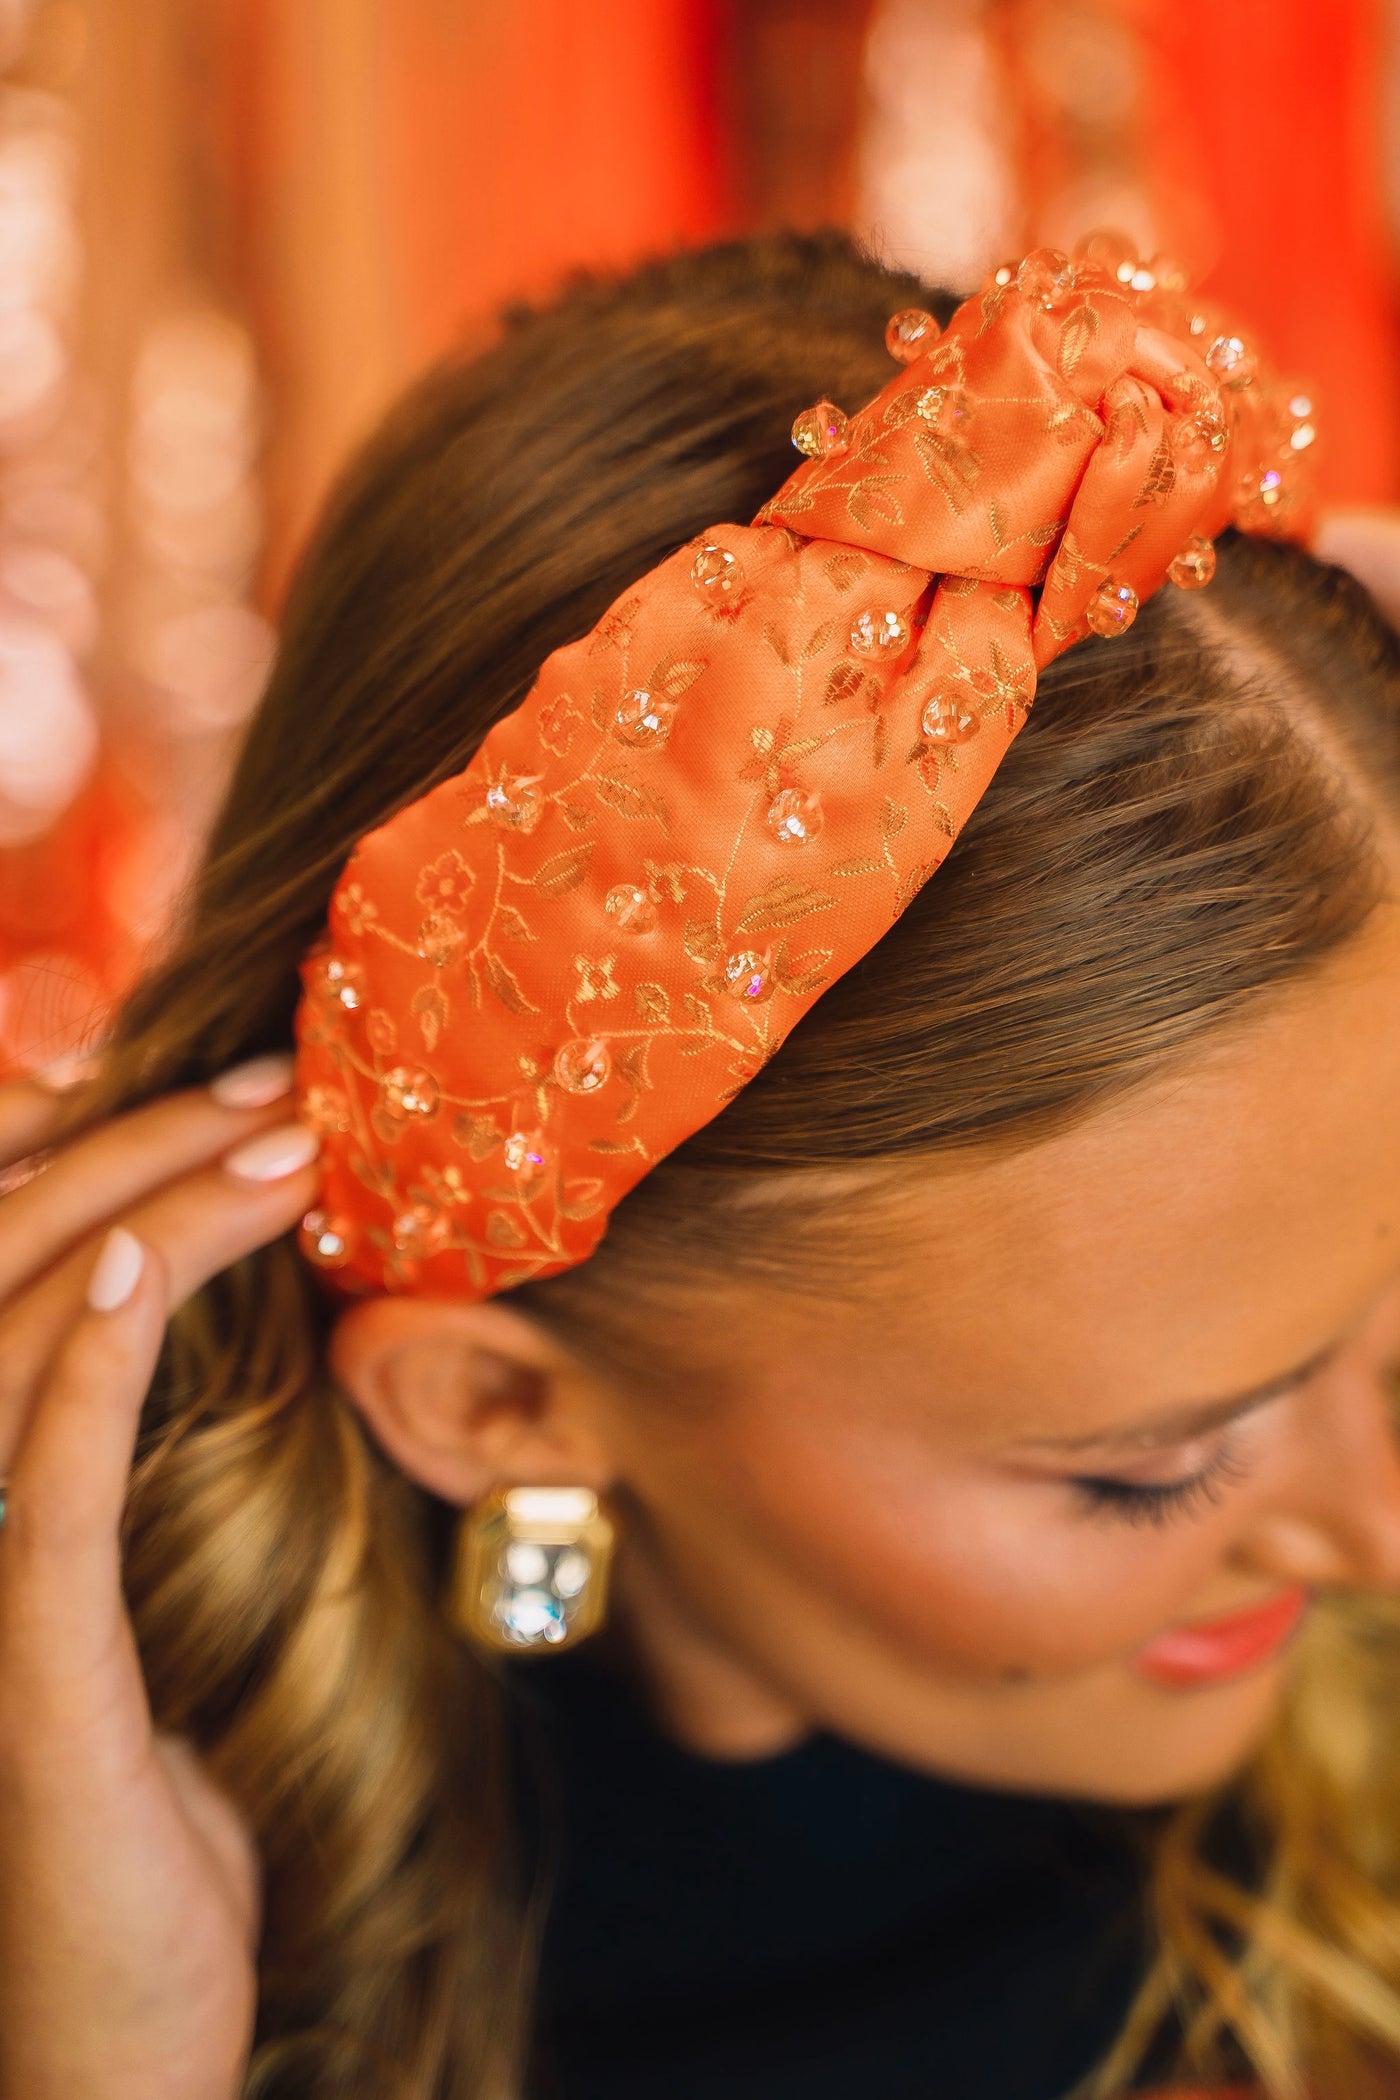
[{"xmin": 1133, "ymin": 1584, "xmax": 1311, "ymax": 1689}]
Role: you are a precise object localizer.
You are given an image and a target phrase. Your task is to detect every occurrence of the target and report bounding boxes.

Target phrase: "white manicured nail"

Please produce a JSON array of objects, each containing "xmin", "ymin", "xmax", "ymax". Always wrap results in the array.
[
  {"xmin": 87, "ymin": 1227, "xmax": 145, "ymax": 1312},
  {"xmin": 223, "ymin": 1123, "xmax": 319, "ymax": 1183},
  {"xmin": 35, "ymin": 1052, "xmax": 101, "ymax": 1092},
  {"xmin": 210, "ymin": 1052, "xmax": 296, "ymax": 1109}
]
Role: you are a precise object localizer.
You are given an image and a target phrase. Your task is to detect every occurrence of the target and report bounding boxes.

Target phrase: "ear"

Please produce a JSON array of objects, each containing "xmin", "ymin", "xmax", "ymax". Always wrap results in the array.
[{"xmin": 329, "ymin": 1295, "xmax": 617, "ymax": 1507}]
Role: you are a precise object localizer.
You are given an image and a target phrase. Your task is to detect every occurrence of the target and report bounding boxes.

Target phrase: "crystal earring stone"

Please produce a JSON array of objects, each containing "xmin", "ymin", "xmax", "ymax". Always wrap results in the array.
[
  {"xmin": 1086, "ymin": 579, "xmax": 1139, "ymax": 637},
  {"xmin": 485, "ymin": 773, "xmax": 544, "ymax": 831},
  {"xmin": 921, "ymin": 688, "xmax": 980, "ymax": 743},
  {"xmin": 391, "ymin": 1202, "xmax": 452, "ymax": 1258},
  {"xmin": 721, "ymin": 948, "xmax": 775, "ymax": 1001},
  {"xmin": 603, "ymin": 883, "xmax": 657, "ymax": 934},
  {"xmin": 312, "ymin": 955, "xmax": 364, "ymax": 1010},
  {"xmin": 553, "ymin": 1037, "xmax": 612, "ymax": 1094},
  {"xmin": 850, "ymin": 608, "xmax": 911, "ymax": 659},
  {"xmin": 300, "ymin": 1209, "xmax": 355, "ymax": 1267},
  {"xmin": 1016, "ymin": 247, "xmax": 1075, "ymax": 309},
  {"xmin": 612, "ymin": 687, "xmax": 677, "ymax": 747},
  {"xmin": 691, "ymin": 541, "xmax": 745, "ymax": 600},
  {"xmin": 885, "ymin": 307, "xmax": 940, "ymax": 362},
  {"xmin": 1206, "ymin": 333, "xmax": 1257, "ymax": 387},
  {"xmin": 1167, "ymin": 535, "xmax": 1217, "ymax": 590},
  {"xmin": 503, "ymin": 1124, "xmax": 551, "ymax": 1198},
  {"xmin": 791, "ymin": 400, "xmax": 849, "ymax": 458},
  {"xmin": 417, "ymin": 914, "xmax": 465, "ymax": 966},
  {"xmin": 451, "ymin": 1485, "xmax": 616, "ymax": 1655},
  {"xmin": 381, "ymin": 1066, "xmax": 439, "ymax": 1120},
  {"xmin": 765, "ymin": 788, "xmax": 824, "ymax": 846}
]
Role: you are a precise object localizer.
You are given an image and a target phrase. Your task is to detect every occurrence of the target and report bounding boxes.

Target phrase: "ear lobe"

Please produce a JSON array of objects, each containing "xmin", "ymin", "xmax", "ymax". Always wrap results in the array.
[{"xmin": 328, "ymin": 1294, "xmax": 615, "ymax": 1506}]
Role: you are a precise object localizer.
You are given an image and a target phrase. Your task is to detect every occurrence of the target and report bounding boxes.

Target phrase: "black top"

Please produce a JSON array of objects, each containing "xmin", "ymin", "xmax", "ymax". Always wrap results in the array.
[{"xmin": 514, "ymin": 1649, "xmax": 1164, "ymax": 2100}]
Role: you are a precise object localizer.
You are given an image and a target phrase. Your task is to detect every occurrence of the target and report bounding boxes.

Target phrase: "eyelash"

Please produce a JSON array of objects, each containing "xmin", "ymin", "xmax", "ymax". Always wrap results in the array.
[{"xmin": 1072, "ymin": 1438, "xmax": 1251, "ymax": 1528}]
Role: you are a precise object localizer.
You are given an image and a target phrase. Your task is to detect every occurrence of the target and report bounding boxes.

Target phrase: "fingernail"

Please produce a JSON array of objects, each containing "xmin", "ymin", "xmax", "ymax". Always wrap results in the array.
[
  {"xmin": 87, "ymin": 1226, "xmax": 145, "ymax": 1313},
  {"xmin": 34, "ymin": 1052, "xmax": 101, "ymax": 1092},
  {"xmin": 223, "ymin": 1122, "xmax": 319, "ymax": 1183},
  {"xmin": 209, "ymin": 1052, "xmax": 296, "ymax": 1110}
]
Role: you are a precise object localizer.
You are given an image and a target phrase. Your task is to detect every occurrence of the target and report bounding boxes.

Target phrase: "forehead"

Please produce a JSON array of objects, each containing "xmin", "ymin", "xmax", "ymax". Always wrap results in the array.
[{"xmin": 750, "ymin": 898, "xmax": 1400, "ymax": 1445}]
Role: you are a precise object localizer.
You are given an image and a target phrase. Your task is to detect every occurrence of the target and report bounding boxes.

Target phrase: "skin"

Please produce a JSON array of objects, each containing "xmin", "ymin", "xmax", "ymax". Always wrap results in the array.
[{"xmin": 0, "ymin": 746, "xmax": 1397, "ymax": 2095}]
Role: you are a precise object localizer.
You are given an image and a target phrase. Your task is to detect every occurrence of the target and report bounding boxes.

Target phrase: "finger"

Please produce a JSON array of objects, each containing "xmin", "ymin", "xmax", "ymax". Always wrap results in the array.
[
  {"xmin": 0, "ymin": 1124, "xmax": 320, "ymax": 1467},
  {"xmin": 0, "ymin": 1080, "xmax": 66, "ymax": 1174},
  {"xmin": 0, "ymin": 1230, "xmax": 167, "ymax": 1695},
  {"xmin": 0, "ymin": 1053, "xmax": 296, "ymax": 1303}
]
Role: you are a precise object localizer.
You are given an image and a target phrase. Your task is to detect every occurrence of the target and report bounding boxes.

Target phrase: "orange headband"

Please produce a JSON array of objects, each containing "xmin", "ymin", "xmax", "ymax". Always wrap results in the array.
[{"xmin": 292, "ymin": 234, "xmax": 1318, "ymax": 1300}]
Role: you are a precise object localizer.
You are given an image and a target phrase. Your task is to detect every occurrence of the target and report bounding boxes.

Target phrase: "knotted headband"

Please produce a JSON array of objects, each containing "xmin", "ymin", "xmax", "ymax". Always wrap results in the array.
[{"xmin": 292, "ymin": 233, "xmax": 1319, "ymax": 1299}]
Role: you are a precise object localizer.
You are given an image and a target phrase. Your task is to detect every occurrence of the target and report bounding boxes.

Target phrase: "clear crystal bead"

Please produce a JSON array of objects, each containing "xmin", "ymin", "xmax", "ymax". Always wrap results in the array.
[
  {"xmin": 503, "ymin": 1125, "xmax": 551, "ymax": 1197},
  {"xmin": 496, "ymin": 1588, "xmax": 567, "ymax": 1645},
  {"xmin": 915, "ymin": 384, "xmax": 972, "ymax": 435},
  {"xmin": 1017, "ymin": 247, "xmax": 1075, "ymax": 309},
  {"xmin": 552, "ymin": 1548, "xmax": 591, "ymax": 1598},
  {"xmin": 722, "ymin": 949, "xmax": 775, "ymax": 1002},
  {"xmin": 791, "ymin": 400, "xmax": 849, "ymax": 458},
  {"xmin": 885, "ymin": 307, "xmax": 940, "ymax": 362},
  {"xmin": 300, "ymin": 1209, "xmax": 354, "ymax": 1267},
  {"xmin": 691, "ymin": 541, "xmax": 745, "ymax": 599},
  {"xmin": 417, "ymin": 913, "xmax": 464, "ymax": 966},
  {"xmin": 505, "ymin": 1540, "xmax": 550, "ymax": 1587},
  {"xmin": 604, "ymin": 883, "xmax": 657, "ymax": 934},
  {"xmin": 390, "ymin": 1202, "xmax": 451, "ymax": 1257},
  {"xmin": 485, "ymin": 773, "xmax": 543, "ymax": 831},
  {"xmin": 850, "ymin": 608, "xmax": 911, "ymax": 659},
  {"xmin": 1071, "ymin": 229, "xmax": 1138, "ymax": 284},
  {"xmin": 382, "ymin": 1066, "xmax": 439, "ymax": 1119},
  {"xmin": 765, "ymin": 788, "xmax": 824, "ymax": 846},
  {"xmin": 1167, "ymin": 535, "xmax": 1216, "ymax": 590},
  {"xmin": 1085, "ymin": 579, "xmax": 1139, "ymax": 638},
  {"xmin": 921, "ymin": 688, "xmax": 980, "ymax": 743},
  {"xmin": 613, "ymin": 687, "xmax": 677, "ymax": 747},
  {"xmin": 553, "ymin": 1036, "xmax": 612, "ymax": 1093},
  {"xmin": 1205, "ymin": 333, "xmax": 1257, "ymax": 386},
  {"xmin": 313, "ymin": 955, "xmax": 364, "ymax": 1010}
]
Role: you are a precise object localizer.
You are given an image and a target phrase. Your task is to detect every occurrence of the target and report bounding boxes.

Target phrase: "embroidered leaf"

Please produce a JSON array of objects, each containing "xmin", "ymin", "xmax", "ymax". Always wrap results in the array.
[
  {"xmin": 453, "ymin": 1113, "xmax": 501, "ymax": 1162},
  {"xmin": 991, "ymin": 587, "xmax": 1024, "ymax": 613},
  {"xmin": 825, "ymin": 549, "xmax": 867, "ymax": 592},
  {"xmin": 873, "ymin": 714, "xmax": 888, "ymax": 769},
  {"xmin": 350, "ymin": 1147, "xmax": 395, "ymax": 1194},
  {"xmin": 495, "ymin": 904, "xmax": 537, "ymax": 943},
  {"xmin": 559, "ymin": 1177, "xmax": 607, "ymax": 1222},
  {"xmin": 847, "ymin": 476, "xmax": 905, "ymax": 532},
  {"xmin": 762, "ymin": 621, "xmax": 792, "ymax": 667},
  {"xmin": 767, "ymin": 486, "xmax": 815, "ymax": 517},
  {"xmin": 1134, "ymin": 436, "xmax": 1175, "ymax": 510},
  {"xmin": 595, "ymin": 774, "xmax": 671, "ymax": 832},
  {"xmin": 532, "ymin": 843, "xmax": 593, "ymax": 896},
  {"xmin": 799, "ymin": 619, "xmax": 836, "ymax": 661},
  {"xmin": 589, "ymin": 1137, "xmax": 643, "ymax": 1155},
  {"xmin": 483, "ymin": 953, "xmax": 537, "ymax": 1016},
  {"xmin": 682, "ymin": 992, "xmax": 713, "ymax": 1028},
  {"xmin": 634, "ymin": 981, "xmax": 670, "ymax": 1022},
  {"xmin": 642, "ymin": 857, "xmax": 688, "ymax": 903},
  {"xmin": 1028, "ymin": 520, "xmax": 1061, "ymax": 547},
  {"xmin": 823, "ymin": 661, "xmax": 869, "ymax": 709},
  {"xmin": 558, "ymin": 801, "xmax": 596, "ymax": 831},
  {"xmin": 616, "ymin": 1041, "xmax": 652, "ymax": 1092},
  {"xmin": 683, "ymin": 919, "xmax": 723, "ymax": 965},
  {"xmin": 736, "ymin": 877, "xmax": 837, "ymax": 935},
  {"xmin": 879, "ymin": 797, "xmax": 909, "ymax": 839},
  {"xmin": 832, "ymin": 856, "xmax": 882, "ymax": 876},
  {"xmin": 648, "ymin": 653, "xmax": 708, "ymax": 702},
  {"xmin": 776, "ymin": 734, "xmax": 824, "ymax": 764},
  {"xmin": 1058, "ymin": 301, "xmax": 1101, "ymax": 381},
  {"xmin": 896, "ymin": 860, "xmax": 938, "ymax": 913},
  {"xmin": 411, "ymin": 984, "xmax": 448, "ymax": 1051},
  {"xmin": 750, "ymin": 723, "xmax": 775, "ymax": 757},
  {"xmin": 777, "ymin": 945, "xmax": 834, "ymax": 997},
  {"xmin": 486, "ymin": 1211, "xmax": 529, "ymax": 1249}
]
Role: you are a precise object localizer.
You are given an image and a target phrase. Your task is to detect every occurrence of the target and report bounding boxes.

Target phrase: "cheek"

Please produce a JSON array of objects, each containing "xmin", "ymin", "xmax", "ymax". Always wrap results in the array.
[{"xmin": 675, "ymin": 1400, "xmax": 1241, "ymax": 1679}]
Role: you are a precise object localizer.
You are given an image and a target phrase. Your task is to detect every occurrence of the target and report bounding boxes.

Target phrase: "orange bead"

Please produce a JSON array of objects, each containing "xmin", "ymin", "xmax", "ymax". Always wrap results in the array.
[
  {"xmin": 1167, "ymin": 536, "xmax": 1216, "ymax": 591},
  {"xmin": 1085, "ymin": 580, "xmax": 1139, "ymax": 638},
  {"xmin": 791, "ymin": 401, "xmax": 849, "ymax": 459},
  {"xmin": 885, "ymin": 308, "xmax": 940, "ymax": 363}
]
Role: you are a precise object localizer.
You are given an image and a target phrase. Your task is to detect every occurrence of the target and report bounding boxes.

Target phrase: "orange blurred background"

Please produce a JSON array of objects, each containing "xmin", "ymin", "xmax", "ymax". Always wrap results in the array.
[{"xmin": 1, "ymin": 0, "xmax": 1397, "ymax": 1076}]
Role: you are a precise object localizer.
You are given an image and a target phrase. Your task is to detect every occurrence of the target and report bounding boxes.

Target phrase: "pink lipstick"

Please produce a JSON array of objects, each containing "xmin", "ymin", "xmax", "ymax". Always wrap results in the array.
[{"xmin": 1133, "ymin": 1585, "xmax": 1311, "ymax": 1689}]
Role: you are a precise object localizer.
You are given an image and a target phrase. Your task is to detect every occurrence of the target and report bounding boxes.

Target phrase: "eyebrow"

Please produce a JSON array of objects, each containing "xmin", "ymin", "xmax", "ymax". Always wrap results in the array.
[{"xmin": 1020, "ymin": 1336, "xmax": 1343, "ymax": 1458}]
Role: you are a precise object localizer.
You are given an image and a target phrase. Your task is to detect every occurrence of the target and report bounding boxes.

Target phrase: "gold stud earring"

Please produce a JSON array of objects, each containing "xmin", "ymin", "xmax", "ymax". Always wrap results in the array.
[{"xmin": 449, "ymin": 1485, "xmax": 616, "ymax": 1654}]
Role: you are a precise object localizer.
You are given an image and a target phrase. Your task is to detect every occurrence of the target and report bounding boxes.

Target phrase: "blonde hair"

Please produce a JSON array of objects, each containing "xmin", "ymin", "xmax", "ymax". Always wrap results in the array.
[{"xmin": 93, "ymin": 231, "xmax": 1400, "ymax": 2097}]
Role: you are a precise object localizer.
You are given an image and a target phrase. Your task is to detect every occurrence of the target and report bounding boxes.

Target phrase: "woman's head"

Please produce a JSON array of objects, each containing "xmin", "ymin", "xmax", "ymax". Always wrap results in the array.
[{"xmin": 106, "ymin": 230, "xmax": 1400, "ymax": 2092}]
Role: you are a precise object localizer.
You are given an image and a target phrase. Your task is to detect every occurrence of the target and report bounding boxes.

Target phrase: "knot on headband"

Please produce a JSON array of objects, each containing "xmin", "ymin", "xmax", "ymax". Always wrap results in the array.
[{"xmin": 292, "ymin": 234, "xmax": 1319, "ymax": 1300}]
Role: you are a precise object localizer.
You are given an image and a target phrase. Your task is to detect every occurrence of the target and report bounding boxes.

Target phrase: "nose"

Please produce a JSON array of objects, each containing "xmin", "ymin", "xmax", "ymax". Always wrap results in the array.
[{"xmin": 1237, "ymin": 1360, "xmax": 1400, "ymax": 1591}]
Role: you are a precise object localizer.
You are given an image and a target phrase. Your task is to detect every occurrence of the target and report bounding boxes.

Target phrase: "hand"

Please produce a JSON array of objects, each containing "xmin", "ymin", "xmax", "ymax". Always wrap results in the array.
[{"xmin": 0, "ymin": 1057, "xmax": 320, "ymax": 2100}]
